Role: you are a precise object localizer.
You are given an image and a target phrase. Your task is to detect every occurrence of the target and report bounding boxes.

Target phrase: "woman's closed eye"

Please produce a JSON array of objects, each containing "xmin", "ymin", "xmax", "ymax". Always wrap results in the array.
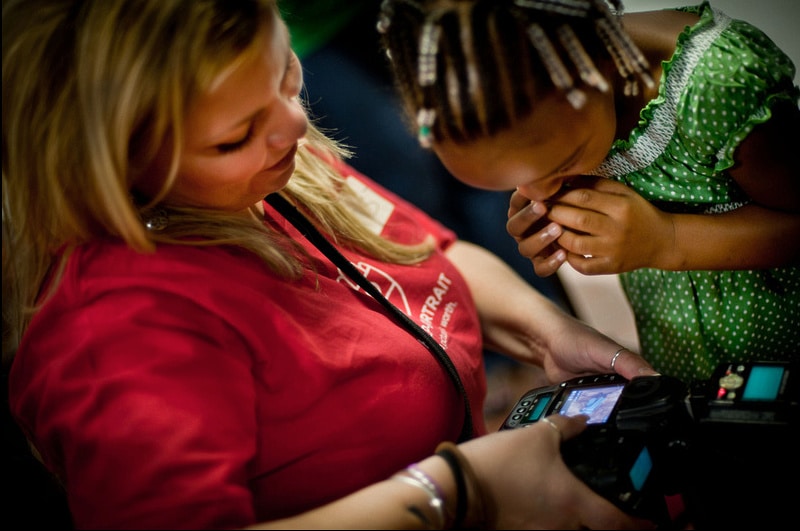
[{"xmin": 217, "ymin": 125, "xmax": 254, "ymax": 154}]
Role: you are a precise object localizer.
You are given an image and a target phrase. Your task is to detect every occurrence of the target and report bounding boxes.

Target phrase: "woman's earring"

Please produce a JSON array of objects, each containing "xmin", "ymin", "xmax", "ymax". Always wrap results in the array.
[{"xmin": 142, "ymin": 208, "xmax": 168, "ymax": 231}]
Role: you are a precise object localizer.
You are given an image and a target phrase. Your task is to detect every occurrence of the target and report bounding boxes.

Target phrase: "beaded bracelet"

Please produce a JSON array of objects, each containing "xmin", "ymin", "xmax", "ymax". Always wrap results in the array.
[{"xmin": 392, "ymin": 467, "xmax": 446, "ymax": 529}]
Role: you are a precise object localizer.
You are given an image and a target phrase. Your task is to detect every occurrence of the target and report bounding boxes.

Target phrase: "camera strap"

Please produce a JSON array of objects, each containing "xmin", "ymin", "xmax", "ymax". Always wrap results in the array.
[{"xmin": 266, "ymin": 192, "xmax": 474, "ymax": 442}]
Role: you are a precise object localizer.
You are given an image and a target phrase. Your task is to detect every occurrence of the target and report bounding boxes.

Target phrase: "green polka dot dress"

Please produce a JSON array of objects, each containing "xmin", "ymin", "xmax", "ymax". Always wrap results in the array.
[{"xmin": 591, "ymin": 2, "xmax": 800, "ymax": 382}]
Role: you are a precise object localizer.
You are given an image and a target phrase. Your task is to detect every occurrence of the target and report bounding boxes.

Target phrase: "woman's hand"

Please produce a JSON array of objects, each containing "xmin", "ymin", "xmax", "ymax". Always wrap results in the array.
[
  {"xmin": 540, "ymin": 313, "xmax": 655, "ymax": 383},
  {"xmin": 458, "ymin": 415, "xmax": 657, "ymax": 529},
  {"xmin": 444, "ymin": 240, "xmax": 657, "ymax": 381}
]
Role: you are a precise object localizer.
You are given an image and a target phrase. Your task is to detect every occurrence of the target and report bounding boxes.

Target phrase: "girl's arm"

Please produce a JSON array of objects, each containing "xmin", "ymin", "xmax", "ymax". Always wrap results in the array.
[
  {"xmin": 510, "ymin": 102, "xmax": 800, "ymax": 275},
  {"xmin": 545, "ymin": 181, "xmax": 800, "ymax": 274},
  {"xmin": 658, "ymin": 98, "xmax": 800, "ymax": 271}
]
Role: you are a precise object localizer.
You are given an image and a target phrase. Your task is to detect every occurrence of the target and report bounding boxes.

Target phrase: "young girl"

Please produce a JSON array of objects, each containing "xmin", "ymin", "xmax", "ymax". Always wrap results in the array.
[
  {"xmin": 379, "ymin": 0, "xmax": 800, "ymax": 382},
  {"xmin": 2, "ymin": 0, "xmax": 657, "ymax": 529}
]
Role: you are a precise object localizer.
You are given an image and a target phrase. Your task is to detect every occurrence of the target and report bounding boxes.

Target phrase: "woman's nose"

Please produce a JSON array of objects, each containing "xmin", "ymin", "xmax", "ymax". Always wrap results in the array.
[{"xmin": 266, "ymin": 99, "xmax": 308, "ymax": 149}]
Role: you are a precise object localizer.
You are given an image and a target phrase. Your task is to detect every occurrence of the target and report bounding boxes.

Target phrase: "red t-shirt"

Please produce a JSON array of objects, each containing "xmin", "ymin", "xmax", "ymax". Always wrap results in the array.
[{"xmin": 9, "ymin": 164, "xmax": 488, "ymax": 529}]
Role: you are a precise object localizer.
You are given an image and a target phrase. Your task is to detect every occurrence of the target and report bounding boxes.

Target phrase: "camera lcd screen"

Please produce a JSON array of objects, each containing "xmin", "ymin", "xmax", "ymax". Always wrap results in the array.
[
  {"xmin": 629, "ymin": 446, "xmax": 653, "ymax": 491},
  {"xmin": 558, "ymin": 384, "xmax": 626, "ymax": 424},
  {"xmin": 523, "ymin": 392, "xmax": 553, "ymax": 423},
  {"xmin": 742, "ymin": 365, "xmax": 784, "ymax": 401}
]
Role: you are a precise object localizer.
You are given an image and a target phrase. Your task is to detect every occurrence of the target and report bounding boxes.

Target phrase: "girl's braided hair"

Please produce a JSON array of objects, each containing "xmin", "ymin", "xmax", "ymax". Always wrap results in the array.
[{"xmin": 378, "ymin": 0, "xmax": 653, "ymax": 147}]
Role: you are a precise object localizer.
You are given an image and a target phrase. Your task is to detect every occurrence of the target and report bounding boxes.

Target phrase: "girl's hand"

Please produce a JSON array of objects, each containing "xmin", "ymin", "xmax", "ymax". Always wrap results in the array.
[
  {"xmin": 549, "ymin": 176, "xmax": 675, "ymax": 274},
  {"xmin": 506, "ymin": 189, "xmax": 567, "ymax": 277},
  {"xmin": 509, "ymin": 177, "xmax": 676, "ymax": 276}
]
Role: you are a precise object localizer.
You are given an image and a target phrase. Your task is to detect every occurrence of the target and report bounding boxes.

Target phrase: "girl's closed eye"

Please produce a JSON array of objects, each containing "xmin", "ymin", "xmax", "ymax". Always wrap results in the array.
[
  {"xmin": 557, "ymin": 160, "xmax": 576, "ymax": 175},
  {"xmin": 554, "ymin": 143, "xmax": 586, "ymax": 177}
]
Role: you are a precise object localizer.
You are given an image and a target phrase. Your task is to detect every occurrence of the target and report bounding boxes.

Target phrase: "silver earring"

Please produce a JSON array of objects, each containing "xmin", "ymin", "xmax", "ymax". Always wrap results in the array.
[{"xmin": 143, "ymin": 208, "xmax": 168, "ymax": 231}]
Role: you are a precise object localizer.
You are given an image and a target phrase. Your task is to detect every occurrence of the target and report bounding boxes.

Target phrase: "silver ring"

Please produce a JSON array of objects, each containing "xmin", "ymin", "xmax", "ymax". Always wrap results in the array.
[
  {"xmin": 540, "ymin": 417, "xmax": 562, "ymax": 441},
  {"xmin": 610, "ymin": 347, "xmax": 626, "ymax": 371}
]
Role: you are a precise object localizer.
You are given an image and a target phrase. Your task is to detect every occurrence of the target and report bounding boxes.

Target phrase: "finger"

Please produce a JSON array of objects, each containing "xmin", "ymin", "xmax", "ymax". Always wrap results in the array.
[
  {"xmin": 552, "ymin": 185, "xmax": 601, "ymax": 211},
  {"xmin": 565, "ymin": 253, "xmax": 616, "ymax": 275},
  {"xmin": 553, "ymin": 228, "xmax": 597, "ymax": 258},
  {"xmin": 607, "ymin": 347, "xmax": 659, "ymax": 379},
  {"xmin": 577, "ymin": 175, "xmax": 633, "ymax": 195},
  {"xmin": 509, "ymin": 189, "xmax": 534, "ymax": 213},
  {"xmin": 545, "ymin": 414, "xmax": 588, "ymax": 441},
  {"xmin": 554, "ymin": 184, "xmax": 629, "ymax": 216},
  {"xmin": 549, "ymin": 202, "xmax": 610, "ymax": 237},
  {"xmin": 566, "ymin": 249, "xmax": 639, "ymax": 276},
  {"xmin": 531, "ymin": 247, "xmax": 566, "ymax": 277},
  {"xmin": 506, "ymin": 200, "xmax": 548, "ymax": 239},
  {"xmin": 562, "ymin": 174, "xmax": 631, "ymax": 196},
  {"xmin": 539, "ymin": 416, "xmax": 563, "ymax": 442},
  {"xmin": 517, "ymin": 224, "xmax": 562, "ymax": 256}
]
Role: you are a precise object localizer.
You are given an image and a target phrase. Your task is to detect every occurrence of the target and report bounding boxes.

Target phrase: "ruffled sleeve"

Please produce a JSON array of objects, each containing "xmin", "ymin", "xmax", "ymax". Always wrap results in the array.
[{"xmin": 674, "ymin": 2, "xmax": 799, "ymax": 173}]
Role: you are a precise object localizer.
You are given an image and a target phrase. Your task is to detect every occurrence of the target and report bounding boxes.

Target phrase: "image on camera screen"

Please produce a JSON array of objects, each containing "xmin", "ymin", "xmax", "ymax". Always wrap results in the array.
[{"xmin": 558, "ymin": 384, "xmax": 625, "ymax": 424}]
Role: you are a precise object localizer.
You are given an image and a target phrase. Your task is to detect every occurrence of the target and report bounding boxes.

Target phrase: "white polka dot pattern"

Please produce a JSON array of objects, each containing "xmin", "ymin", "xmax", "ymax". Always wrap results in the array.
[{"xmin": 592, "ymin": 3, "xmax": 800, "ymax": 381}]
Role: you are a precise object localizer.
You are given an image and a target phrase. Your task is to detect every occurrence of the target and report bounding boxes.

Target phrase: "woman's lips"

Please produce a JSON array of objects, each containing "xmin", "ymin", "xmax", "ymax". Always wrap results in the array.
[{"xmin": 266, "ymin": 145, "xmax": 297, "ymax": 172}]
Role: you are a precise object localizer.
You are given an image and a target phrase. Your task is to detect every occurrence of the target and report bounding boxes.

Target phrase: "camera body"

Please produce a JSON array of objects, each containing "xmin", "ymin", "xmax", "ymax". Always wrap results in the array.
[{"xmin": 500, "ymin": 361, "xmax": 799, "ymax": 528}]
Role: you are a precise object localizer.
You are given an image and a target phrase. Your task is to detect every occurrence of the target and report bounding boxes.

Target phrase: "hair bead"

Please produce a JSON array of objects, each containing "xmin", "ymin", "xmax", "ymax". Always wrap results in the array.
[
  {"xmin": 526, "ymin": 23, "xmax": 587, "ymax": 109},
  {"xmin": 417, "ymin": 108, "xmax": 436, "ymax": 147},
  {"xmin": 418, "ymin": 18, "xmax": 442, "ymax": 87},
  {"xmin": 377, "ymin": 0, "xmax": 394, "ymax": 33},
  {"xmin": 380, "ymin": 0, "xmax": 656, "ymax": 146},
  {"xmin": 557, "ymin": 24, "xmax": 609, "ymax": 93}
]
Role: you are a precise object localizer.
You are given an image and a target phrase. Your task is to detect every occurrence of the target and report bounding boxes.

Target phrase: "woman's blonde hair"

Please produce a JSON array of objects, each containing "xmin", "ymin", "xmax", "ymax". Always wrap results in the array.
[{"xmin": 2, "ymin": 0, "xmax": 433, "ymax": 364}]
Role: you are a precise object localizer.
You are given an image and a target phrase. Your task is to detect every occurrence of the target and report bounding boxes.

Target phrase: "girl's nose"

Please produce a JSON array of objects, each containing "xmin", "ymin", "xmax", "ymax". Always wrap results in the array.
[{"xmin": 516, "ymin": 179, "xmax": 563, "ymax": 202}]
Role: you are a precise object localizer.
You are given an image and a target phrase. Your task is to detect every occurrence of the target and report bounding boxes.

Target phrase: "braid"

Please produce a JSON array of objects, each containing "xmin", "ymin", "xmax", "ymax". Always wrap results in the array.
[
  {"xmin": 378, "ymin": 0, "xmax": 652, "ymax": 148},
  {"xmin": 590, "ymin": 0, "xmax": 654, "ymax": 95},
  {"xmin": 482, "ymin": 6, "xmax": 520, "ymax": 133}
]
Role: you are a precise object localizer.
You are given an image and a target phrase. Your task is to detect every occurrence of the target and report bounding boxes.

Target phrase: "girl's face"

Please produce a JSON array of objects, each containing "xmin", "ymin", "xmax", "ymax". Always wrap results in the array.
[
  {"xmin": 431, "ymin": 89, "xmax": 617, "ymax": 202},
  {"xmin": 146, "ymin": 13, "xmax": 307, "ymax": 212}
]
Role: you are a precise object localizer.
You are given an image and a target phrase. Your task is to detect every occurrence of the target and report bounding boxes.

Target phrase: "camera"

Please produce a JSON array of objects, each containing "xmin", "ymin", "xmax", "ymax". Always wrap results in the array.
[{"xmin": 500, "ymin": 361, "xmax": 799, "ymax": 528}]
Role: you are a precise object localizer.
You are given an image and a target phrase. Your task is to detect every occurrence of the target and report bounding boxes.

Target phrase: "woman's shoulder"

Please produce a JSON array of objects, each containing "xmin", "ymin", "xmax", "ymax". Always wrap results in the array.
[
  {"xmin": 328, "ymin": 159, "xmax": 458, "ymax": 247},
  {"xmin": 68, "ymin": 238, "xmax": 262, "ymax": 282},
  {"xmin": 49, "ymin": 238, "xmax": 274, "ymax": 312},
  {"xmin": 18, "ymin": 239, "xmax": 281, "ymax": 375}
]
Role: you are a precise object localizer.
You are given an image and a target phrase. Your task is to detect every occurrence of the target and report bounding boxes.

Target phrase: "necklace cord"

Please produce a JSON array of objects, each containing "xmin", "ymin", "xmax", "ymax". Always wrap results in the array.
[{"xmin": 265, "ymin": 193, "xmax": 474, "ymax": 442}]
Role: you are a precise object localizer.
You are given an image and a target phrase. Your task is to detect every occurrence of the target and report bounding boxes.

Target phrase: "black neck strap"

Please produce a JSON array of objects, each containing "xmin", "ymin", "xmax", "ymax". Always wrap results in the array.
[{"xmin": 265, "ymin": 193, "xmax": 473, "ymax": 442}]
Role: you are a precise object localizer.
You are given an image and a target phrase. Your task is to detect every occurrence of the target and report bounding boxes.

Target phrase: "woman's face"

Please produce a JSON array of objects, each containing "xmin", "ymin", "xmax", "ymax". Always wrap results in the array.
[
  {"xmin": 146, "ymin": 13, "xmax": 308, "ymax": 212},
  {"xmin": 431, "ymin": 89, "xmax": 617, "ymax": 202}
]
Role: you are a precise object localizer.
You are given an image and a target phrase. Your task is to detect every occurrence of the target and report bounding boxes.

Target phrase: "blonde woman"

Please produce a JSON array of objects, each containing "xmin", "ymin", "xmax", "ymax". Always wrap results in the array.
[{"xmin": 2, "ymin": 0, "xmax": 656, "ymax": 529}]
